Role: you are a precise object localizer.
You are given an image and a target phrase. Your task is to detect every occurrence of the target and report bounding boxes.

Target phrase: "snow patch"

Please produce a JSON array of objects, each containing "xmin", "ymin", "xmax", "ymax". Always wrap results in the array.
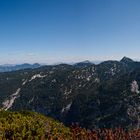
[
  {"xmin": 52, "ymin": 79, "xmax": 56, "ymax": 83},
  {"xmin": 92, "ymin": 66, "xmax": 95, "ymax": 72},
  {"xmin": 29, "ymin": 96, "xmax": 34, "ymax": 103},
  {"xmin": 22, "ymin": 80, "xmax": 27, "ymax": 86},
  {"xmin": 110, "ymin": 68, "xmax": 115, "ymax": 76},
  {"xmin": 95, "ymin": 78, "xmax": 100, "ymax": 83},
  {"xmin": 64, "ymin": 89, "xmax": 72, "ymax": 96},
  {"xmin": 87, "ymin": 75, "xmax": 92, "ymax": 81},
  {"xmin": 61, "ymin": 102, "xmax": 72, "ymax": 113},
  {"xmin": 110, "ymin": 64, "xmax": 117, "ymax": 76},
  {"xmin": 29, "ymin": 74, "xmax": 47, "ymax": 82},
  {"xmin": 2, "ymin": 88, "xmax": 21, "ymax": 110}
]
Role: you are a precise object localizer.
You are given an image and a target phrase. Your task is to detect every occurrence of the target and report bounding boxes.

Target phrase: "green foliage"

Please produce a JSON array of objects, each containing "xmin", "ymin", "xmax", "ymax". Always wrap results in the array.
[
  {"xmin": 0, "ymin": 111, "xmax": 140, "ymax": 140},
  {"xmin": 0, "ymin": 111, "xmax": 71, "ymax": 140}
]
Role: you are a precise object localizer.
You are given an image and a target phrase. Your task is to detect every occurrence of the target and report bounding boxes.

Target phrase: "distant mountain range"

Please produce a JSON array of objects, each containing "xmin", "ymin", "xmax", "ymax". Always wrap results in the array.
[
  {"xmin": 0, "ymin": 57, "xmax": 140, "ymax": 129},
  {"xmin": 0, "ymin": 63, "xmax": 41, "ymax": 72},
  {"xmin": 0, "ymin": 60, "xmax": 100, "ymax": 72}
]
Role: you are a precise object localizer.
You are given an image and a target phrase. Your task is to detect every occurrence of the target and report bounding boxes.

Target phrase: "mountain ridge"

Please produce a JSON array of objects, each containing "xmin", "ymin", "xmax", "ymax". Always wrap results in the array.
[
  {"xmin": 0, "ymin": 57, "xmax": 140, "ymax": 129},
  {"xmin": 0, "ymin": 63, "xmax": 41, "ymax": 72},
  {"xmin": 0, "ymin": 56, "xmax": 136, "ymax": 72}
]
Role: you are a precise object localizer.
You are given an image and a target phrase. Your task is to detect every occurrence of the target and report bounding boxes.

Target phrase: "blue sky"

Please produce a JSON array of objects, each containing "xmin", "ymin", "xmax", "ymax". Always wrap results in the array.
[{"xmin": 0, "ymin": 0, "xmax": 140, "ymax": 64}]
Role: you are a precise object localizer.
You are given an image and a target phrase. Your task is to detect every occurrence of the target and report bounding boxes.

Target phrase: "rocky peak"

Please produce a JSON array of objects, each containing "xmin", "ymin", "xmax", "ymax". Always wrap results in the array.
[{"xmin": 120, "ymin": 56, "xmax": 134, "ymax": 64}]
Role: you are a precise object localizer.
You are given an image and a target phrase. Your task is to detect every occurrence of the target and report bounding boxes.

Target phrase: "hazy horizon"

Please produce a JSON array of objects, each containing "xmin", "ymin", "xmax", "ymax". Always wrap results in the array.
[
  {"xmin": 0, "ymin": 0, "xmax": 140, "ymax": 64},
  {"xmin": 0, "ymin": 56, "xmax": 140, "ymax": 65}
]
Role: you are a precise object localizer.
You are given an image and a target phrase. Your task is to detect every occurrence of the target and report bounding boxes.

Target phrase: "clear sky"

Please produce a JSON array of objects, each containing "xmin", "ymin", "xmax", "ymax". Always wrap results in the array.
[{"xmin": 0, "ymin": 0, "xmax": 140, "ymax": 64}]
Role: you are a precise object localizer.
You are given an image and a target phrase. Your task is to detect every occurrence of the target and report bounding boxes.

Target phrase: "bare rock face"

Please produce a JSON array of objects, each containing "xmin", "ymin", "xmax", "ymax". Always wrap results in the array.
[{"xmin": 131, "ymin": 80, "xmax": 140, "ymax": 94}]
